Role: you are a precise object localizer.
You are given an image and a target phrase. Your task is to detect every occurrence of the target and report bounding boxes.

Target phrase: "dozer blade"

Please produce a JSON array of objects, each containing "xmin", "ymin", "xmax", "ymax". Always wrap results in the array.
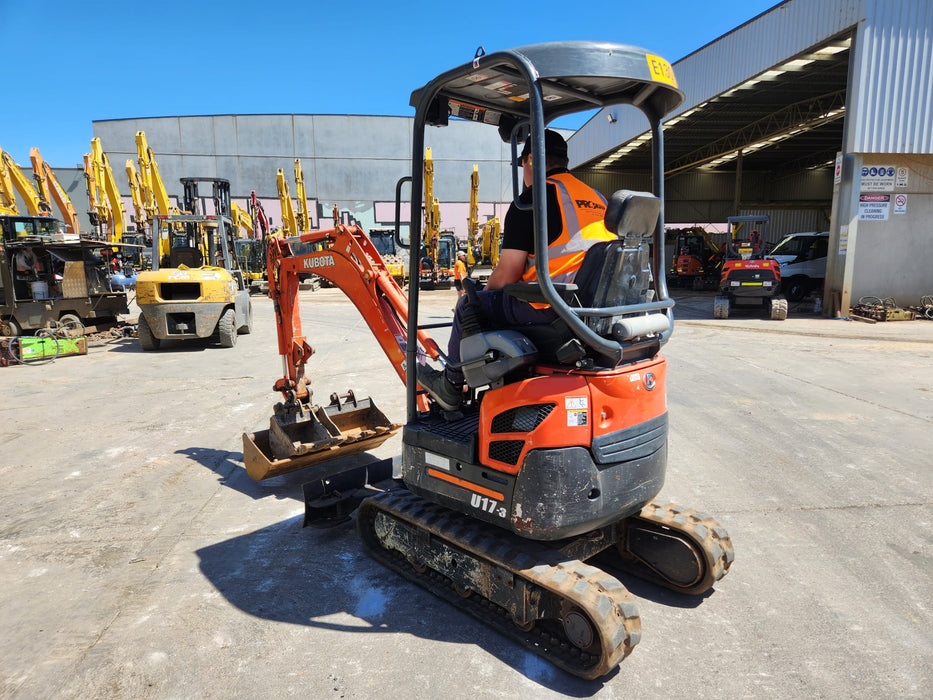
[{"xmin": 243, "ymin": 392, "xmax": 401, "ymax": 481}]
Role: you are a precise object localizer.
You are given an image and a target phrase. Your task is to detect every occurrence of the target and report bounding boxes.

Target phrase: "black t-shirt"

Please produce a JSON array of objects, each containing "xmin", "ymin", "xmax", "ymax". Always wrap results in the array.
[{"xmin": 501, "ymin": 168, "xmax": 569, "ymax": 254}]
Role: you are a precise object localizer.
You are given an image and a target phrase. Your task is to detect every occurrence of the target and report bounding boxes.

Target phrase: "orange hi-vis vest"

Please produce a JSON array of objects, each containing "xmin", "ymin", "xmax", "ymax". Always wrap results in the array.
[{"xmin": 521, "ymin": 172, "xmax": 615, "ymax": 285}]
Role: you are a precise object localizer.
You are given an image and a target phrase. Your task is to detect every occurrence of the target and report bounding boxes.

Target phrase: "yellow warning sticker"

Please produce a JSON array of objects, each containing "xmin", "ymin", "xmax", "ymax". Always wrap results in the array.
[{"xmin": 646, "ymin": 54, "xmax": 677, "ymax": 88}]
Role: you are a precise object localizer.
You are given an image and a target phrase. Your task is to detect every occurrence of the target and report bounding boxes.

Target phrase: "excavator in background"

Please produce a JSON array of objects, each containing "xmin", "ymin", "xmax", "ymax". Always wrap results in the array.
[
  {"xmin": 1, "ymin": 147, "xmax": 51, "ymax": 218},
  {"xmin": 232, "ymin": 192, "xmax": 271, "ymax": 293},
  {"xmin": 419, "ymin": 147, "xmax": 450, "ymax": 290},
  {"xmin": 369, "ymin": 229, "xmax": 409, "ymax": 288},
  {"xmin": 83, "ymin": 138, "xmax": 127, "ymax": 245},
  {"xmin": 714, "ymin": 215, "xmax": 786, "ymax": 320},
  {"xmin": 465, "ymin": 164, "xmax": 500, "ymax": 284},
  {"xmin": 134, "ymin": 177, "xmax": 252, "ymax": 349},
  {"xmin": 135, "ymin": 131, "xmax": 177, "ymax": 263},
  {"xmin": 293, "ymin": 158, "xmax": 312, "ymax": 233},
  {"xmin": 276, "ymin": 167, "xmax": 300, "ymax": 237},
  {"xmin": 29, "ymin": 148, "xmax": 81, "ymax": 236},
  {"xmin": 244, "ymin": 42, "xmax": 732, "ymax": 679},
  {"xmin": 124, "ymin": 159, "xmax": 153, "ymax": 271},
  {"xmin": 668, "ymin": 226, "xmax": 722, "ymax": 290}
]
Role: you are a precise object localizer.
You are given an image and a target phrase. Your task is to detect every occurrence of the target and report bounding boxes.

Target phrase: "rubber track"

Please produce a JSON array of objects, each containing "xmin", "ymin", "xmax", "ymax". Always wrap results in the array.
[
  {"xmin": 357, "ymin": 490, "xmax": 641, "ymax": 680},
  {"xmin": 614, "ymin": 501, "xmax": 735, "ymax": 595}
]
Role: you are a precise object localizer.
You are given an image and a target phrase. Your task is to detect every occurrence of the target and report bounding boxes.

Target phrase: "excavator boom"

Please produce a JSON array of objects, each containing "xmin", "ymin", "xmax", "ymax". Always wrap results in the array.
[
  {"xmin": 1, "ymin": 147, "xmax": 51, "ymax": 217},
  {"xmin": 30, "ymin": 147, "xmax": 81, "ymax": 234}
]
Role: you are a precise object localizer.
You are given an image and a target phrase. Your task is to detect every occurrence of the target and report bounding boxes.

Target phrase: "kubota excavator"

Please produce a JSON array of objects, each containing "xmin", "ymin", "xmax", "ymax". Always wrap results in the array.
[{"xmin": 244, "ymin": 42, "xmax": 733, "ymax": 680}]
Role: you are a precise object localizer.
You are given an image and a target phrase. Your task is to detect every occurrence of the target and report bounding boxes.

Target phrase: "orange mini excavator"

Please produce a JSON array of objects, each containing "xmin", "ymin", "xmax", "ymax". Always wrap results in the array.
[{"xmin": 243, "ymin": 42, "xmax": 733, "ymax": 680}]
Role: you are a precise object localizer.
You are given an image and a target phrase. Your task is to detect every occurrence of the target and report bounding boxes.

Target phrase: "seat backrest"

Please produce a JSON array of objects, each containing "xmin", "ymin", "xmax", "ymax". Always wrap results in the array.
[{"xmin": 169, "ymin": 246, "xmax": 204, "ymax": 268}]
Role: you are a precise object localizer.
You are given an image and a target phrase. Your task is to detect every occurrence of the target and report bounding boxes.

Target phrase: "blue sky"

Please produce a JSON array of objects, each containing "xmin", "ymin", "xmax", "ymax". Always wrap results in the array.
[{"xmin": 1, "ymin": 0, "xmax": 778, "ymax": 167}]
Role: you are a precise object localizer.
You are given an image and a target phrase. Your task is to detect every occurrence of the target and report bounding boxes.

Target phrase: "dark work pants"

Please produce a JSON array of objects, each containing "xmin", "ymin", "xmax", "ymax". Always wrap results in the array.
[{"xmin": 445, "ymin": 289, "xmax": 557, "ymax": 385}]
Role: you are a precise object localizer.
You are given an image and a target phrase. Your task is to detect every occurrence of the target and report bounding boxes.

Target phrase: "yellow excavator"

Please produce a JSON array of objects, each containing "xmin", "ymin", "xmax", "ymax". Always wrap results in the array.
[
  {"xmin": 134, "ymin": 177, "xmax": 252, "ymax": 349},
  {"xmin": 419, "ymin": 147, "xmax": 449, "ymax": 290},
  {"xmin": 465, "ymin": 164, "xmax": 500, "ymax": 284}
]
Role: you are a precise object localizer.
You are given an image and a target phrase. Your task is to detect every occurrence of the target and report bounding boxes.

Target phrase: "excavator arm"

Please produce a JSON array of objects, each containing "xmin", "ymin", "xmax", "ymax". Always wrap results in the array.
[
  {"xmin": 125, "ymin": 160, "xmax": 148, "ymax": 235},
  {"xmin": 1, "ymin": 148, "xmax": 51, "ymax": 217},
  {"xmin": 242, "ymin": 222, "xmax": 441, "ymax": 481},
  {"xmin": 467, "ymin": 165, "xmax": 479, "ymax": 266},
  {"xmin": 422, "ymin": 147, "xmax": 441, "ymax": 283},
  {"xmin": 294, "ymin": 158, "xmax": 311, "ymax": 232},
  {"xmin": 267, "ymin": 223, "xmax": 440, "ymax": 401},
  {"xmin": 0, "ymin": 150, "xmax": 19, "ymax": 215},
  {"xmin": 276, "ymin": 168, "xmax": 298, "ymax": 237},
  {"xmin": 30, "ymin": 148, "xmax": 81, "ymax": 234},
  {"xmin": 135, "ymin": 131, "xmax": 176, "ymax": 260},
  {"xmin": 85, "ymin": 138, "xmax": 126, "ymax": 244}
]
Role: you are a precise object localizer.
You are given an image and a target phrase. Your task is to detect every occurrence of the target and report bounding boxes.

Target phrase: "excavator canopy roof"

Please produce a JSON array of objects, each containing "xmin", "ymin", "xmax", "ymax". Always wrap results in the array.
[{"xmin": 409, "ymin": 41, "xmax": 685, "ymax": 127}]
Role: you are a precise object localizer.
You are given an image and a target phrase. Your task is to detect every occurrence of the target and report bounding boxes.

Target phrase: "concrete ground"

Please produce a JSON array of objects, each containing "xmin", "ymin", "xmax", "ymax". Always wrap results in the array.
[{"xmin": 1, "ymin": 287, "xmax": 930, "ymax": 699}]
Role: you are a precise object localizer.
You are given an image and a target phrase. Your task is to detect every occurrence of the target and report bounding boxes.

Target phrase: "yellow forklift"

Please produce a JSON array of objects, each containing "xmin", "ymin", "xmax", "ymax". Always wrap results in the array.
[{"xmin": 135, "ymin": 178, "xmax": 252, "ymax": 350}]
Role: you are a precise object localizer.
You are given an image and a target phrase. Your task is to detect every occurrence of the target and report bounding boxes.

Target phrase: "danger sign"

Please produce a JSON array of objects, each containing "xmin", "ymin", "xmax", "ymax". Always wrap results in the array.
[{"xmin": 859, "ymin": 194, "xmax": 890, "ymax": 220}]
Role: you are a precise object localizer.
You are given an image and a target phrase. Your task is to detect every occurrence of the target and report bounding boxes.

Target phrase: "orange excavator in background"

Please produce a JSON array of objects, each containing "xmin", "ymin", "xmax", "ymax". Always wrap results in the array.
[{"xmin": 243, "ymin": 42, "xmax": 733, "ymax": 680}]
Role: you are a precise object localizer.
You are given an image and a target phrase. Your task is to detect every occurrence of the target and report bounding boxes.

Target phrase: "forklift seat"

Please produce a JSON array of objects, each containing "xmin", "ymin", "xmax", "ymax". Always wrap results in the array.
[{"xmin": 166, "ymin": 247, "xmax": 204, "ymax": 269}]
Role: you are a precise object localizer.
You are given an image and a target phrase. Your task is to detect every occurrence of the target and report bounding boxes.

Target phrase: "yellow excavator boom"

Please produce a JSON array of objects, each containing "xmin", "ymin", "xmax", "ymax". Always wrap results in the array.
[
  {"xmin": 294, "ymin": 158, "xmax": 311, "ymax": 232},
  {"xmin": 85, "ymin": 138, "xmax": 126, "ymax": 244},
  {"xmin": 467, "ymin": 165, "xmax": 479, "ymax": 266},
  {"xmin": 0, "ymin": 147, "xmax": 51, "ymax": 217},
  {"xmin": 276, "ymin": 168, "xmax": 298, "ymax": 237},
  {"xmin": 135, "ymin": 131, "xmax": 177, "ymax": 259},
  {"xmin": 125, "ymin": 159, "xmax": 148, "ymax": 235},
  {"xmin": 30, "ymin": 147, "xmax": 81, "ymax": 234},
  {"xmin": 423, "ymin": 147, "xmax": 440, "ymax": 275}
]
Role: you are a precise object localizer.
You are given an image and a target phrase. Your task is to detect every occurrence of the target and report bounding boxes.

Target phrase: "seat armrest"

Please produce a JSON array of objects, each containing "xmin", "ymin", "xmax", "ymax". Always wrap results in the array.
[{"xmin": 503, "ymin": 282, "xmax": 578, "ymax": 305}]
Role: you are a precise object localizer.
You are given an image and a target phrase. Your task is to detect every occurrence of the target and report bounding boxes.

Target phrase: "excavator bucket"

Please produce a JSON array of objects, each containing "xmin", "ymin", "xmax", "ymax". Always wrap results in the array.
[{"xmin": 243, "ymin": 392, "xmax": 401, "ymax": 481}]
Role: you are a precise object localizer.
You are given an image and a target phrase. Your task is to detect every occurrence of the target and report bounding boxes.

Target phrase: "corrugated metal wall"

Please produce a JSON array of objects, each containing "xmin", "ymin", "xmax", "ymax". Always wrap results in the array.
[{"xmin": 851, "ymin": 0, "xmax": 933, "ymax": 153}]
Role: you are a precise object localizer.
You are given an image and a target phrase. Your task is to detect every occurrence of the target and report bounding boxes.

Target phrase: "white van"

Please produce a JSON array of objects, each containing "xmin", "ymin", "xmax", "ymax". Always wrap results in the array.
[{"xmin": 768, "ymin": 232, "xmax": 829, "ymax": 301}]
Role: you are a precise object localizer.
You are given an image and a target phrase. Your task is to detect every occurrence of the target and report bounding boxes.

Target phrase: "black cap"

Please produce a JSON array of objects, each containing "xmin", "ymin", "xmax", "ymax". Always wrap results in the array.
[{"xmin": 521, "ymin": 129, "xmax": 568, "ymax": 160}]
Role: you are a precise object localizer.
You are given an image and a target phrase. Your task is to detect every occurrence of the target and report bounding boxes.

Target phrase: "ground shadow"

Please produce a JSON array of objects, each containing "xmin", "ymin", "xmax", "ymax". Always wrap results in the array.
[
  {"xmin": 176, "ymin": 445, "xmax": 388, "ymax": 502},
  {"xmin": 196, "ymin": 516, "xmax": 613, "ymax": 695}
]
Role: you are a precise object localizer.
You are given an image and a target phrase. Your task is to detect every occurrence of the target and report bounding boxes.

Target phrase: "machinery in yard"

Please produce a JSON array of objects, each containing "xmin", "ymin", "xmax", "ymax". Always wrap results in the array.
[
  {"xmin": 244, "ymin": 42, "xmax": 732, "ymax": 679},
  {"xmin": 714, "ymin": 215, "xmax": 786, "ymax": 320},
  {"xmin": 0, "ymin": 214, "xmax": 129, "ymax": 336},
  {"xmin": 1, "ymin": 146, "xmax": 128, "ymax": 335},
  {"xmin": 83, "ymin": 138, "xmax": 127, "ymax": 244},
  {"xmin": 668, "ymin": 226, "xmax": 721, "ymax": 290},
  {"xmin": 232, "ymin": 192, "xmax": 271, "ymax": 293},
  {"xmin": 369, "ymin": 228, "xmax": 409, "ymax": 288},
  {"xmin": 465, "ymin": 165, "xmax": 501, "ymax": 284},
  {"xmin": 134, "ymin": 177, "xmax": 252, "ymax": 350},
  {"xmin": 418, "ymin": 148, "xmax": 456, "ymax": 290}
]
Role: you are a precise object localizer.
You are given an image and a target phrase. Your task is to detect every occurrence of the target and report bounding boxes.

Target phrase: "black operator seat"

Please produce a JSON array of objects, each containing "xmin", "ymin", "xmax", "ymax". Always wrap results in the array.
[
  {"xmin": 167, "ymin": 247, "xmax": 204, "ymax": 268},
  {"xmin": 458, "ymin": 190, "xmax": 668, "ymax": 390}
]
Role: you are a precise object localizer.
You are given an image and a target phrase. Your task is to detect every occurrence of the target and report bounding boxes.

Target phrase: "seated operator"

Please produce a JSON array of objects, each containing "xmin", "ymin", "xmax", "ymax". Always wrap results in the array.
[{"xmin": 417, "ymin": 129, "xmax": 617, "ymax": 410}]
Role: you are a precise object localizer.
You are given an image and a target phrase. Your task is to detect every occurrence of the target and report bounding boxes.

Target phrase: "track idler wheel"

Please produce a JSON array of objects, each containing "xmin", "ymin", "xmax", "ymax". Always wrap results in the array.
[{"xmin": 616, "ymin": 502, "xmax": 734, "ymax": 596}]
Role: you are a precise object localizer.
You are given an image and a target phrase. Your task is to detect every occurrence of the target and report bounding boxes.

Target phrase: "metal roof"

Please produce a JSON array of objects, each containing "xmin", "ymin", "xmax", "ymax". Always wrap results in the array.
[{"xmin": 578, "ymin": 33, "xmax": 852, "ymax": 179}]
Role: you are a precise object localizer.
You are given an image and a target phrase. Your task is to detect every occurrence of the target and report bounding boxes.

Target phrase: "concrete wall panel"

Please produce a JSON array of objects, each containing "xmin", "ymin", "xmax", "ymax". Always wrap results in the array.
[
  {"xmin": 213, "ymin": 116, "xmax": 239, "ymax": 155},
  {"xmin": 178, "ymin": 117, "xmax": 215, "ymax": 155},
  {"xmin": 235, "ymin": 115, "xmax": 295, "ymax": 157},
  {"xmin": 312, "ymin": 115, "xmax": 411, "ymax": 160}
]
